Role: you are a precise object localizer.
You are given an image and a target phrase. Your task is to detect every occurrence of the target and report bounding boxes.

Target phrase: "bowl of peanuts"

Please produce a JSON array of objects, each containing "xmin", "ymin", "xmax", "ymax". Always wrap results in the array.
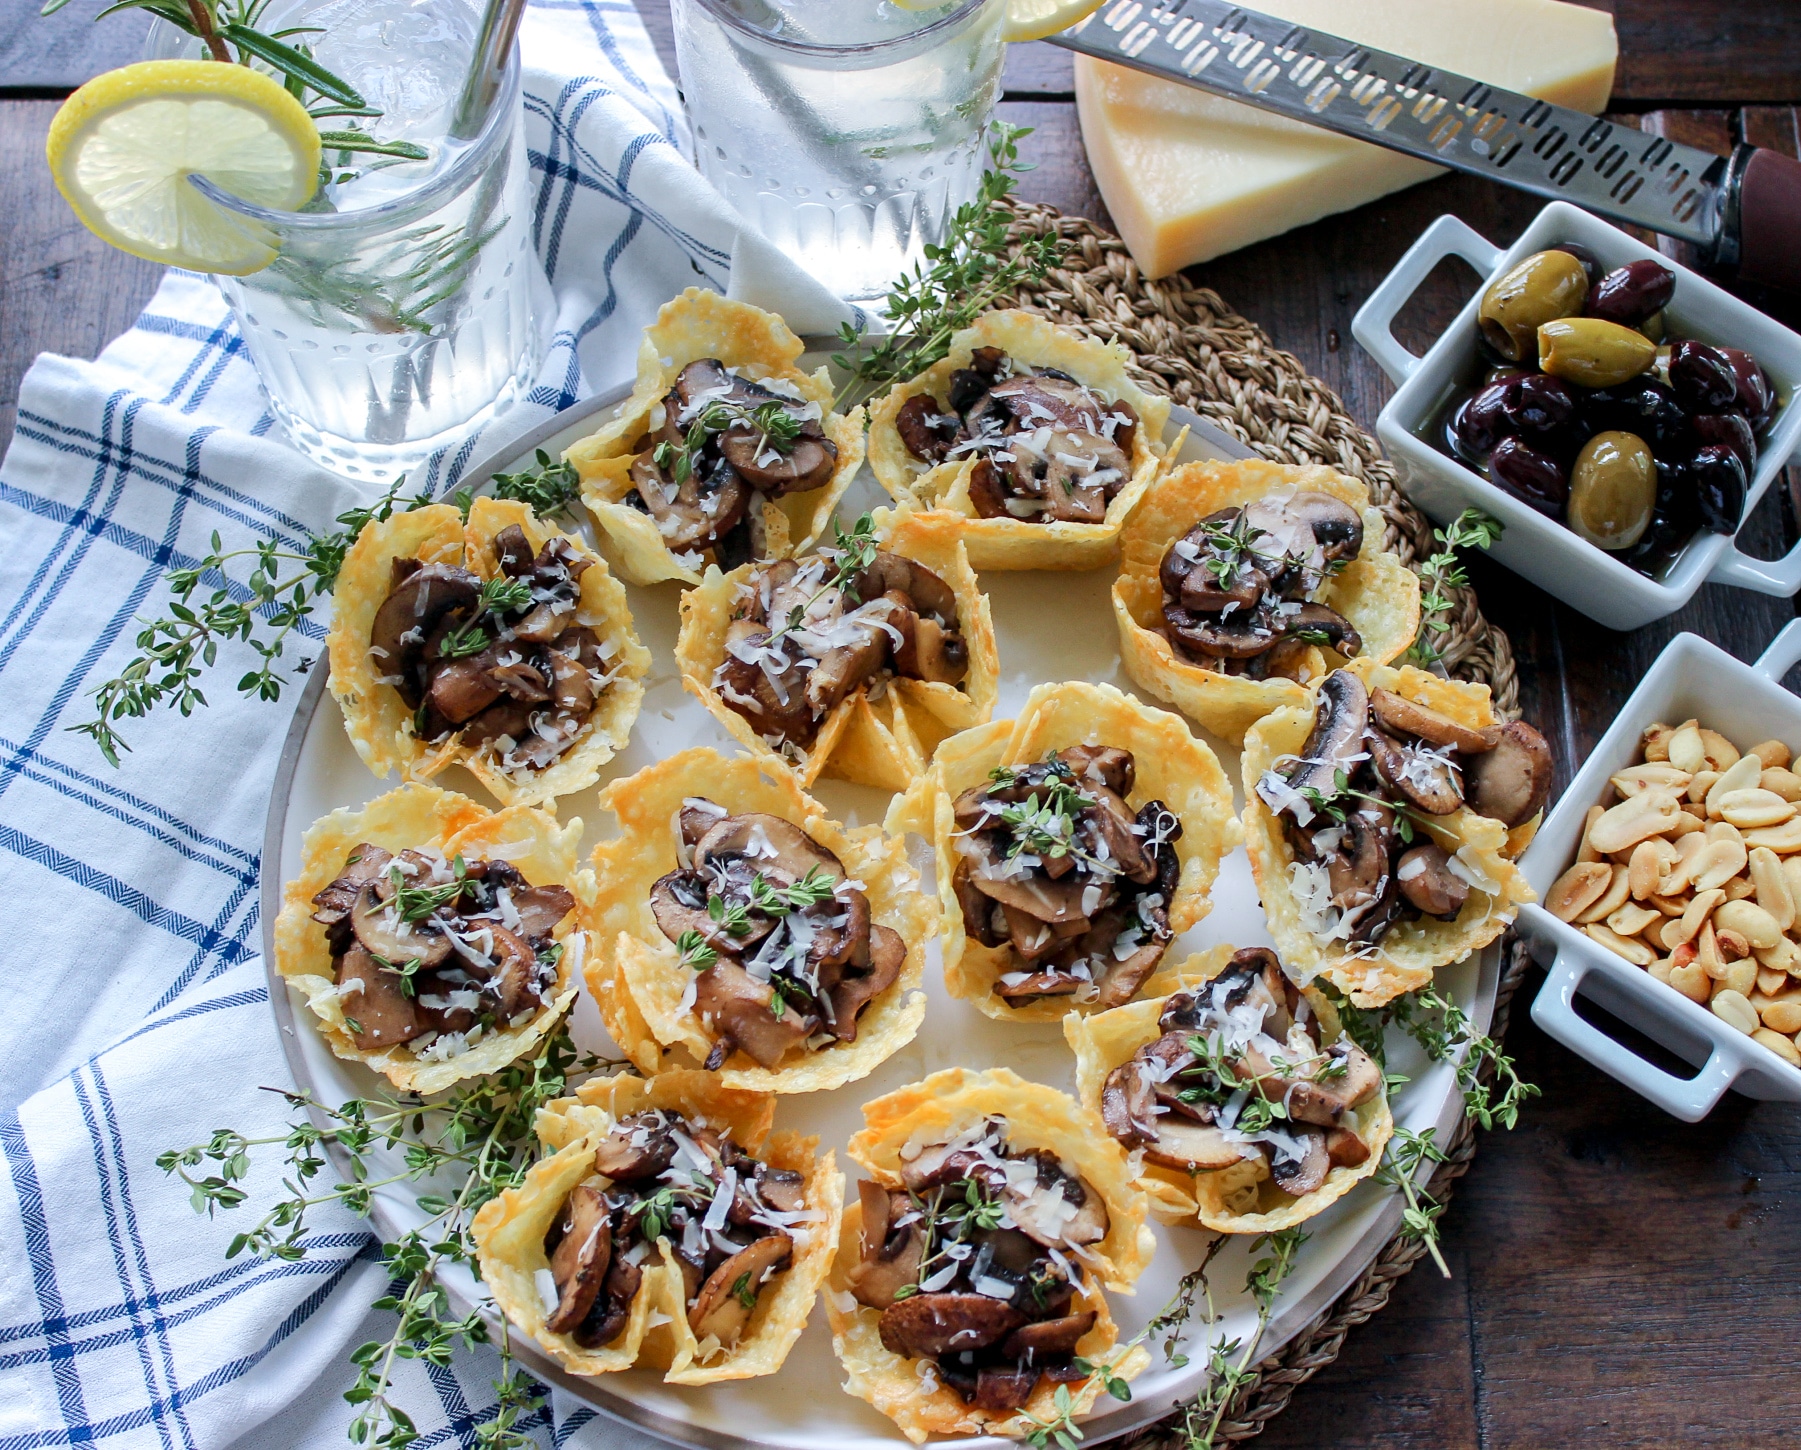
[{"xmin": 1520, "ymin": 621, "xmax": 1801, "ymax": 1119}]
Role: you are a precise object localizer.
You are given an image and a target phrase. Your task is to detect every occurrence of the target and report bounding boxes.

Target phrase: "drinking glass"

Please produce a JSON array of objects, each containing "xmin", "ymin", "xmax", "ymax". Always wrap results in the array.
[
  {"xmin": 670, "ymin": 0, "xmax": 1007, "ymax": 307},
  {"xmin": 152, "ymin": 0, "xmax": 549, "ymax": 482}
]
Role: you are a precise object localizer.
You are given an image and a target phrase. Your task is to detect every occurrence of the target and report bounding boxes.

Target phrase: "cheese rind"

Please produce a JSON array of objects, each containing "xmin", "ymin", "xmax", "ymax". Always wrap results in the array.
[{"xmin": 1076, "ymin": 0, "xmax": 1618, "ymax": 277}]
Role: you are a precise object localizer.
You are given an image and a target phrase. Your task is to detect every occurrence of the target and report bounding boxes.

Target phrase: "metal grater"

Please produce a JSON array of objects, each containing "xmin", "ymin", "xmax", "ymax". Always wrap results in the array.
[{"xmin": 1050, "ymin": 0, "xmax": 1733, "ymax": 250}]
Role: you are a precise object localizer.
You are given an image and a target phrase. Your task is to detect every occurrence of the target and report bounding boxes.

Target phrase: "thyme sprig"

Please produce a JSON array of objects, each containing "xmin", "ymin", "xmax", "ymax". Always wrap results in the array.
[
  {"xmin": 1373, "ymin": 1125, "xmax": 1452, "ymax": 1277},
  {"xmin": 1291, "ymin": 765, "xmax": 1448, "ymax": 848},
  {"xmin": 762, "ymin": 513, "xmax": 881, "ymax": 647},
  {"xmin": 158, "ymin": 1029, "xmax": 610, "ymax": 1448},
  {"xmin": 1178, "ymin": 1229, "xmax": 1309, "ymax": 1450},
  {"xmin": 465, "ymin": 449, "xmax": 584, "ymax": 523},
  {"xmin": 1407, "ymin": 508, "xmax": 1503, "ymax": 668},
  {"xmin": 1390, "ymin": 986, "xmax": 1538, "ymax": 1130},
  {"xmin": 890, "ymin": 1176, "xmax": 1007, "ymax": 1301},
  {"xmin": 653, "ymin": 399, "xmax": 804, "ymax": 487},
  {"xmin": 832, "ymin": 122, "xmax": 1065, "ymax": 411}
]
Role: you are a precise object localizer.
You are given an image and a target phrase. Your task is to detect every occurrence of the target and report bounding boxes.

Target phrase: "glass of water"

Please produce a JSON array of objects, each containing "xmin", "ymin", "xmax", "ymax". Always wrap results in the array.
[
  {"xmin": 152, "ymin": 0, "xmax": 548, "ymax": 483},
  {"xmin": 671, "ymin": 0, "xmax": 1007, "ymax": 307}
]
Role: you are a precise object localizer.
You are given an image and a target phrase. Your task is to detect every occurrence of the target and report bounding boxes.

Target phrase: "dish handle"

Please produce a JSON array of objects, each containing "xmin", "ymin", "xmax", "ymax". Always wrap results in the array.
[
  {"xmin": 1530, "ymin": 945, "xmax": 1738, "ymax": 1122},
  {"xmin": 1752, "ymin": 616, "xmax": 1801, "ymax": 682},
  {"xmin": 1706, "ymin": 498, "xmax": 1801, "ymax": 598},
  {"xmin": 1352, "ymin": 215, "xmax": 1505, "ymax": 385}
]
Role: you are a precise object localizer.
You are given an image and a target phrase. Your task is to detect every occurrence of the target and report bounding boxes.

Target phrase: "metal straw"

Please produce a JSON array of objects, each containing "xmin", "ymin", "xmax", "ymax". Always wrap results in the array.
[{"xmin": 449, "ymin": 0, "xmax": 530, "ymax": 142}]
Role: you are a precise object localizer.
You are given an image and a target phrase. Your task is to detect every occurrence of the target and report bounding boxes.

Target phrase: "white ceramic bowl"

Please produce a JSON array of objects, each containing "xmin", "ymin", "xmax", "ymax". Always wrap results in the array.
[
  {"xmin": 1516, "ymin": 622, "xmax": 1801, "ymax": 1120},
  {"xmin": 1352, "ymin": 201, "xmax": 1801, "ymax": 632}
]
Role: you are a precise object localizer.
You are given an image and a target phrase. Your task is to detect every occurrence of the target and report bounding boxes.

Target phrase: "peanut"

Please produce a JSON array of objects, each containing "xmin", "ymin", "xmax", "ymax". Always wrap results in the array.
[
  {"xmin": 1648, "ymin": 893, "xmax": 1690, "ymax": 916},
  {"xmin": 1749, "ymin": 846, "xmax": 1796, "ymax": 929},
  {"xmin": 1711, "ymin": 957, "xmax": 1758, "ymax": 998},
  {"xmin": 1658, "ymin": 831, "xmax": 1710, "ymax": 894},
  {"xmin": 1714, "ymin": 899, "xmax": 1782, "ymax": 950},
  {"xmin": 1667, "ymin": 722, "xmax": 1706, "ymax": 772},
  {"xmin": 1744, "ymin": 817, "xmax": 1801, "ymax": 853},
  {"xmin": 1607, "ymin": 901, "xmax": 1662, "ymax": 938},
  {"xmin": 1666, "ymin": 888, "xmax": 1726, "ymax": 948},
  {"xmin": 1629, "ymin": 838, "xmax": 1680, "ymax": 899},
  {"xmin": 1687, "ymin": 770, "xmax": 1721, "ymax": 805},
  {"xmin": 1693, "ymin": 829, "xmax": 1748, "ymax": 892},
  {"xmin": 1669, "ymin": 958, "xmax": 1711, "ymax": 1003},
  {"xmin": 1757, "ymin": 968, "xmax": 1790, "ymax": 997},
  {"xmin": 1751, "ymin": 739, "xmax": 1792, "ymax": 769},
  {"xmin": 1758, "ymin": 998, "xmax": 1801, "ymax": 1034},
  {"xmin": 1761, "ymin": 767, "xmax": 1801, "ymax": 801},
  {"xmin": 1577, "ymin": 805, "xmax": 1607, "ymax": 863},
  {"xmin": 1647, "ymin": 956, "xmax": 1675, "ymax": 986},
  {"xmin": 1698, "ymin": 921, "xmax": 1725, "ymax": 977},
  {"xmin": 1716, "ymin": 927, "xmax": 1752, "ymax": 961},
  {"xmin": 1724, "ymin": 875, "xmax": 1757, "ymax": 900},
  {"xmin": 1589, "ymin": 790, "xmax": 1684, "ymax": 855},
  {"xmin": 1718, "ymin": 788, "xmax": 1796, "ymax": 829},
  {"xmin": 1706, "ymin": 754, "xmax": 1764, "ymax": 815},
  {"xmin": 1699, "ymin": 729, "xmax": 1742, "ymax": 771},
  {"xmin": 1587, "ymin": 923, "xmax": 1655, "ymax": 966},
  {"xmin": 1641, "ymin": 722, "xmax": 1675, "ymax": 762},
  {"xmin": 1612, "ymin": 763, "xmax": 1693, "ymax": 798},
  {"xmin": 1752, "ymin": 935, "xmax": 1801, "ymax": 974},
  {"xmin": 1667, "ymin": 811, "xmax": 1705, "ymax": 838},
  {"xmin": 1577, "ymin": 865, "xmax": 1632, "ymax": 924},
  {"xmin": 1547, "ymin": 861, "xmax": 1612, "ymax": 922},
  {"xmin": 1753, "ymin": 1028, "xmax": 1801, "ymax": 1066},
  {"xmin": 1712, "ymin": 989, "xmax": 1760, "ymax": 1034},
  {"xmin": 1785, "ymin": 854, "xmax": 1801, "ymax": 905}
]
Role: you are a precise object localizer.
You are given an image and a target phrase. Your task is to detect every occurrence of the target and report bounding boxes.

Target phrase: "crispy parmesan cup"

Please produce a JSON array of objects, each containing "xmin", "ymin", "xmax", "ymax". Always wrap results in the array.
[
  {"xmin": 866, "ymin": 310, "xmax": 1172, "ymax": 571},
  {"xmin": 825, "ymin": 1067, "xmax": 1154, "ymax": 1444},
  {"xmin": 1113, "ymin": 459, "xmax": 1422, "ymax": 743},
  {"xmin": 675, "ymin": 508, "xmax": 1000, "ymax": 794},
  {"xmin": 1064, "ymin": 945, "xmax": 1393, "ymax": 1234},
  {"xmin": 326, "ymin": 497, "xmax": 649, "ymax": 808},
  {"xmin": 586, "ymin": 747, "xmax": 934, "ymax": 1093},
  {"xmin": 889, "ymin": 681, "xmax": 1240, "ymax": 1023},
  {"xmin": 1242, "ymin": 665, "xmax": 1537, "ymax": 1007},
  {"xmin": 564, "ymin": 288, "xmax": 865, "ymax": 587},
  {"xmin": 271, "ymin": 782, "xmax": 586, "ymax": 1093},
  {"xmin": 473, "ymin": 1070, "xmax": 842, "ymax": 1384}
]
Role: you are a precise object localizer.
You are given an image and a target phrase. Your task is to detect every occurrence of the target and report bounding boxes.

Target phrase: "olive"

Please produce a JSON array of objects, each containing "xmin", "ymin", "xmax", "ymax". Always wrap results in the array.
[
  {"xmin": 1716, "ymin": 346, "xmax": 1777, "ymax": 432},
  {"xmin": 1690, "ymin": 443, "xmax": 1748, "ymax": 534},
  {"xmin": 1652, "ymin": 344, "xmax": 1673, "ymax": 386},
  {"xmin": 1667, "ymin": 340, "xmax": 1739, "ymax": 413},
  {"xmin": 1566, "ymin": 431, "xmax": 1656, "ymax": 551},
  {"xmin": 1506, "ymin": 374, "xmax": 1584, "ymax": 456},
  {"xmin": 1478, "ymin": 249, "xmax": 1590, "ymax": 362},
  {"xmin": 1637, "ymin": 310, "xmax": 1666, "ymax": 345},
  {"xmin": 1484, "ymin": 366, "xmax": 1530, "ymax": 387},
  {"xmin": 1690, "ymin": 412, "xmax": 1757, "ymax": 473},
  {"xmin": 1449, "ymin": 384, "xmax": 1512, "ymax": 460},
  {"xmin": 1488, "ymin": 436, "xmax": 1569, "ymax": 516},
  {"xmin": 1537, "ymin": 317, "xmax": 1657, "ymax": 388},
  {"xmin": 1549, "ymin": 242, "xmax": 1602, "ymax": 285},
  {"xmin": 1584, "ymin": 259, "xmax": 1677, "ymax": 328},
  {"xmin": 1584, "ymin": 378, "xmax": 1687, "ymax": 452}
]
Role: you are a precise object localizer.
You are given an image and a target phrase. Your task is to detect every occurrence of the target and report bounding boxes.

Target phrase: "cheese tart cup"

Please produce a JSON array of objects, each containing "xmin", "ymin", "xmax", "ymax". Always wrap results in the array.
[
  {"xmin": 326, "ymin": 497, "xmax": 650, "ymax": 808},
  {"xmin": 474, "ymin": 1070, "xmax": 843, "ymax": 1384},
  {"xmin": 564, "ymin": 288, "xmax": 865, "ymax": 587},
  {"xmin": 585, "ymin": 747, "xmax": 934, "ymax": 1092},
  {"xmin": 674, "ymin": 508, "xmax": 1000, "ymax": 794},
  {"xmin": 1112, "ymin": 459, "xmax": 1422, "ymax": 744},
  {"xmin": 865, "ymin": 309, "xmax": 1172, "ymax": 572},
  {"xmin": 825, "ymin": 1066, "xmax": 1154, "ymax": 1444},
  {"xmin": 271, "ymin": 782, "xmax": 586, "ymax": 1094},
  {"xmin": 1063, "ymin": 945, "xmax": 1394, "ymax": 1234},
  {"xmin": 887, "ymin": 681, "xmax": 1240, "ymax": 1023},
  {"xmin": 1242, "ymin": 664, "xmax": 1536, "ymax": 1008}
]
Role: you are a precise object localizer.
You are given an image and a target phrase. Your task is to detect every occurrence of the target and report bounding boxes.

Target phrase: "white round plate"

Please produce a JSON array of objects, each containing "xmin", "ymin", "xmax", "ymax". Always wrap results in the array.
[{"xmin": 263, "ymin": 381, "xmax": 1498, "ymax": 1449}]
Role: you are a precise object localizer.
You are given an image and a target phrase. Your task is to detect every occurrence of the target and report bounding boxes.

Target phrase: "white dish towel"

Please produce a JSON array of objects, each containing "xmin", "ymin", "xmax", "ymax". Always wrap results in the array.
[{"xmin": 0, "ymin": 4, "xmax": 855, "ymax": 1446}]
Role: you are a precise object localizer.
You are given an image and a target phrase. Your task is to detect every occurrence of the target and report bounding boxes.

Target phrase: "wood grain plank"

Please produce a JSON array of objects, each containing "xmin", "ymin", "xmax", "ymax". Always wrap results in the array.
[
  {"xmin": 1612, "ymin": 0, "xmax": 1801, "ymax": 107},
  {"xmin": 0, "ymin": 0, "xmax": 151, "ymax": 93},
  {"xmin": 0, "ymin": 100, "xmax": 161, "ymax": 451},
  {"xmin": 1000, "ymin": 99, "xmax": 1112, "ymax": 233},
  {"xmin": 1740, "ymin": 104, "xmax": 1800, "ymax": 157}
]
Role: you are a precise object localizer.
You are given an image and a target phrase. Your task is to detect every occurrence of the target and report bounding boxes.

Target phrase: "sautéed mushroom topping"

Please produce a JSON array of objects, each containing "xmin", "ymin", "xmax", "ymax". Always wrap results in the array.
[
  {"xmin": 650, "ymin": 800, "xmax": 905, "ymax": 1070},
  {"xmin": 310, "ymin": 843, "xmax": 575, "ymax": 1060},
  {"xmin": 951, "ymin": 746, "xmax": 1181, "ymax": 1007},
  {"xmin": 894, "ymin": 347, "xmax": 1140, "ymax": 525},
  {"xmin": 847, "ymin": 1117, "xmax": 1109, "ymax": 1414}
]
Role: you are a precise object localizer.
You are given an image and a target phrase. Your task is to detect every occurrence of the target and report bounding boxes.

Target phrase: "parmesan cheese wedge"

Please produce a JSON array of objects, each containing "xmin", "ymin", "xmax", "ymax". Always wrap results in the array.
[{"xmin": 1074, "ymin": 0, "xmax": 1618, "ymax": 277}]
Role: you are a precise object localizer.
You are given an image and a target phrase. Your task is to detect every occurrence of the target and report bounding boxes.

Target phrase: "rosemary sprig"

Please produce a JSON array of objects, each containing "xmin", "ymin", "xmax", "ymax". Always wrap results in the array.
[
  {"xmin": 1407, "ymin": 508, "xmax": 1503, "ymax": 668},
  {"xmin": 832, "ymin": 121, "xmax": 1065, "ymax": 411}
]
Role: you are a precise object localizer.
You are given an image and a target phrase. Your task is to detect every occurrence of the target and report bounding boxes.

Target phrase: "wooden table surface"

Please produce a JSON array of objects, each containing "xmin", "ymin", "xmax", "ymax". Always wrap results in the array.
[{"xmin": 6, "ymin": 3, "xmax": 1801, "ymax": 1446}]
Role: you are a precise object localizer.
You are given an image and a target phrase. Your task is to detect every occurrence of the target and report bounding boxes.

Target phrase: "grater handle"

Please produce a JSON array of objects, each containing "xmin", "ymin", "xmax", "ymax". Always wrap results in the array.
[{"xmin": 1734, "ymin": 146, "xmax": 1801, "ymax": 295}]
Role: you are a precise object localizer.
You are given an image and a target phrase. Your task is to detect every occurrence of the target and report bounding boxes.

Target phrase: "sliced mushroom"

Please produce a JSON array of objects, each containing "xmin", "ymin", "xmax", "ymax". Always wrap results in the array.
[
  {"xmin": 1325, "ymin": 1126, "xmax": 1371, "ymax": 1168},
  {"xmin": 311, "ymin": 843, "xmax": 394, "ymax": 930},
  {"xmin": 492, "ymin": 524, "xmax": 535, "ymax": 576},
  {"xmin": 948, "ymin": 346, "xmax": 1007, "ymax": 414},
  {"xmin": 458, "ymin": 696, "xmax": 537, "ymax": 752},
  {"xmin": 1238, "ymin": 1036, "xmax": 1382, "ymax": 1129},
  {"xmin": 1325, "ymin": 814, "xmax": 1391, "ymax": 915},
  {"xmin": 877, "ymin": 1292, "xmax": 1025, "ymax": 1358},
  {"xmin": 1396, "ymin": 842, "xmax": 1470, "ymax": 919},
  {"xmin": 1002, "ymin": 1310, "xmax": 1097, "ymax": 1361},
  {"xmin": 1058, "ymin": 745, "xmax": 1134, "ymax": 797},
  {"xmin": 960, "ymin": 837, "xmax": 1094, "ymax": 924},
  {"xmin": 694, "ymin": 814, "xmax": 845, "ymax": 887},
  {"xmin": 847, "ymin": 1182, "xmax": 925, "ymax": 1310},
  {"xmin": 894, "ymin": 393, "xmax": 962, "ymax": 463},
  {"xmin": 854, "ymin": 551, "xmax": 959, "ymax": 623},
  {"xmin": 1283, "ymin": 670, "xmax": 1370, "ymax": 799},
  {"xmin": 628, "ymin": 452, "xmax": 750, "ymax": 554},
  {"xmin": 1367, "ymin": 728, "xmax": 1464, "ymax": 815},
  {"xmin": 575, "ymin": 1253, "xmax": 642, "ymax": 1349},
  {"xmin": 507, "ymin": 883, "xmax": 575, "ymax": 946},
  {"xmin": 1270, "ymin": 1129, "xmax": 1331, "ymax": 1197},
  {"xmin": 1163, "ymin": 602, "xmax": 1279, "ymax": 659},
  {"xmin": 802, "ymin": 603, "xmax": 897, "ymax": 717},
  {"xmin": 1241, "ymin": 489, "xmax": 1365, "ymax": 567},
  {"xmin": 1281, "ymin": 601, "xmax": 1363, "ymax": 656},
  {"xmin": 714, "ymin": 620, "xmax": 816, "ymax": 743},
  {"xmin": 971, "ymin": 1367, "xmax": 1040, "ymax": 1413},
  {"xmin": 826, "ymin": 923, "xmax": 905, "ymax": 1043},
  {"xmin": 953, "ymin": 860, "xmax": 1007, "ymax": 947},
  {"xmin": 1100, "ymin": 1061, "xmax": 1157, "ymax": 1149},
  {"xmin": 893, "ymin": 614, "xmax": 968, "ymax": 684},
  {"xmin": 544, "ymin": 1186, "xmax": 613, "ymax": 1335},
  {"xmin": 692, "ymin": 959, "xmax": 813, "ymax": 1069},
  {"xmin": 335, "ymin": 944, "xmax": 421, "ymax": 1049},
  {"xmin": 349, "ymin": 878, "xmax": 453, "ymax": 969},
  {"xmin": 1001, "ymin": 905, "xmax": 1092, "ymax": 962},
  {"xmin": 1082, "ymin": 786, "xmax": 1156, "ymax": 883},
  {"xmin": 591, "ymin": 1111, "xmax": 677, "ymax": 1182},
  {"xmin": 1369, "ymin": 686, "xmax": 1500, "ymax": 755},
  {"xmin": 475, "ymin": 922, "xmax": 540, "ymax": 1020},
  {"xmin": 748, "ymin": 1166, "xmax": 807, "ymax": 1218},
  {"xmin": 1003, "ymin": 1155, "xmax": 1109, "ymax": 1249},
  {"xmin": 1465, "ymin": 719, "xmax": 1554, "ymax": 828},
  {"xmin": 370, "ymin": 564, "xmax": 482, "ymax": 708},
  {"xmin": 688, "ymin": 1232, "xmax": 792, "ymax": 1346},
  {"xmin": 718, "ymin": 423, "xmax": 836, "ymax": 496},
  {"xmin": 1144, "ymin": 1118, "xmax": 1258, "ymax": 1173},
  {"xmin": 651, "ymin": 868, "xmax": 769, "ymax": 955},
  {"xmin": 967, "ymin": 456, "xmax": 1012, "ymax": 519}
]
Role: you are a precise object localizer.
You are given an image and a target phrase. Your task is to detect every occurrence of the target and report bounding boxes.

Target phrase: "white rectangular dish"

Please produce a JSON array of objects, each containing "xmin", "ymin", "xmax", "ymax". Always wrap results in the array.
[
  {"xmin": 1518, "ymin": 623, "xmax": 1801, "ymax": 1121},
  {"xmin": 260, "ymin": 382, "xmax": 1500, "ymax": 1450},
  {"xmin": 1352, "ymin": 200, "xmax": 1801, "ymax": 633}
]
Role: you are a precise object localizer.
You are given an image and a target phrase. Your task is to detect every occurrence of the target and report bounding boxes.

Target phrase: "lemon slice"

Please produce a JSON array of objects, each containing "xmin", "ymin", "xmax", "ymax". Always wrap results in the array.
[
  {"xmin": 47, "ymin": 60, "xmax": 321, "ymax": 276},
  {"xmin": 999, "ymin": 0, "xmax": 1105, "ymax": 42}
]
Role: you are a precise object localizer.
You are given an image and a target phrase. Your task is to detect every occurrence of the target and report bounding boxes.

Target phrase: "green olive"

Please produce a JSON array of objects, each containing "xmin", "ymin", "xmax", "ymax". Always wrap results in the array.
[
  {"xmin": 1537, "ymin": 317, "xmax": 1658, "ymax": 388},
  {"xmin": 1567, "ymin": 430, "xmax": 1656, "ymax": 550},
  {"xmin": 1637, "ymin": 309, "xmax": 1666, "ymax": 344},
  {"xmin": 1478, "ymin": 249, "xmax": 1589, "ymax": 362}
]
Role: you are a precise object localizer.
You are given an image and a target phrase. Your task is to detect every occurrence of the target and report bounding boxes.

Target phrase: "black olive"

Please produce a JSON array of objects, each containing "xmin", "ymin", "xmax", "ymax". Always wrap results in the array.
[
  {"xmin": 1584, "ymin": 258, "xmax": 1677, "ymax": 328},
  {"xmin": 1449, "ymin": 381, "xmax": 1514, "ymax": 460},
  {"xmin": 1621, "ymin": 459, "xmax": 1703, "ymax": 574},
  {"xmin": 1716, "ymin": 346, "xmax": 1777, "ymax": 433},
  {"xmin": 1505, "ymin": 373, "xmax": 1584, "ymax": 456},
  {"xmin": 1549, "ymin": 242, "xmax": 1602, "ymax": 286},
  {"xmin": 1488, "ymin": 436, "xmax": 1569, "ymax": 516},
  {"xmin": 1689, "ymin": 412, "xmax": 1757, "ymax": 473},
  {"xmin": 1584, "ymin": 377, "xmax": 1687, "ymax": 451},
  {"xmin": 1689, "ymin": 443, "xmax": 1748, "ymax": 534},
  {"xmin": 1667, "ymin": 340, "xmax": 1739, "ymax": 413}
]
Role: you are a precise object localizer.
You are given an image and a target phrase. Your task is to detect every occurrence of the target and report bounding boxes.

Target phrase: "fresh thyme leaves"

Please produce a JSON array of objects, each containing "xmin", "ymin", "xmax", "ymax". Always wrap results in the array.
[
  {"xmin": 436, "ymin": 618, "xmax": 492, "ymax": 661},
  {"xmin": 637, "ymin": 1185, "xmax": 680, "ymax": 1243},
  {"xmin": 1178, "ymin": 1228, "xmax": 1309, "ymax": 1450},
  {"xmin": 388, "ymin": 858, "xmax": 467, "ymax": 923},
  {"xmin": 894, "ymin": 1177, "xmax": 1006, "ymax": 1301},
  {"xmin": 677, "ymin": 929, "xmax": 719, "ymax": 970},
  {"xmin": 1193, "ymin": 512, "xmax": 1281, "ymax": 586},
  {"xmin": 764, "ymin": 513, "xmax": 880, "ymax": 645},
  {"xmin": 1294, "ymin": 766, "xmax": 1443, "ymax": 847},
  {"xmin": 373, "ymin": 953, "xmax": 426, "ymax": 998},
  {"xmin": 1407, "ymin": 508, "xmax": 1504, "ymax": 668},
  {"xmin": 1390, "ymin": 986, "xmax": 1538, "ymax": 1130},
  {"xmin": 730, "ymin": 1271, "xmax": 758, "ymax": 1311},
  {"xmin": 1374, "ymin": 1126, "xmax": 1451, "ymax": 1277},
  {"xmin": 655, "ymin": 398, "xmax": 803, "ymax": 487},
  {"xmin": 1019, "ymin": 1384, "xmax": 1087, "ymax": 1450},
  {"xmin": 474, "ymin": 448, "xmax": 584, "ymax": 522},
  {"xmin": 831, "ymin": 122, "xmax": 1066, "ymax": 412},
  {"xmin": 477, "ymin": 573, "xmax": 534, "ymax": 615},
  {"xmin": 158, "ymin": 1030, "xmax": 608, "ymax": 1449},
  {"xmin": 72, "ymin": 474, "xmax": 425, "ymax": 767}
]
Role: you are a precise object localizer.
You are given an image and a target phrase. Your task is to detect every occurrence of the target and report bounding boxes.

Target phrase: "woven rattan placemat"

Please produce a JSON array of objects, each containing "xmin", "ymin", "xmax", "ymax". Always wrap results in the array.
[{"xmin": 998, "ymin": 199, "xmax": 1527, "ymax": 1445}]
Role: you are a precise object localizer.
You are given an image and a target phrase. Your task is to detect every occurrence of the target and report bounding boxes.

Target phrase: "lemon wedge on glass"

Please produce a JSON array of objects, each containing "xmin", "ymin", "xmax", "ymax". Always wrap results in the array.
[
  {"xmin": 47, "ymin": 59, "xmax": 321, "ymax": 276},
  {"xmin": 889, "ymin": 0, "xmax": 1105, "ymax": 43}
]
